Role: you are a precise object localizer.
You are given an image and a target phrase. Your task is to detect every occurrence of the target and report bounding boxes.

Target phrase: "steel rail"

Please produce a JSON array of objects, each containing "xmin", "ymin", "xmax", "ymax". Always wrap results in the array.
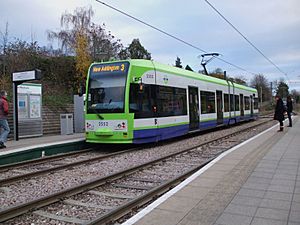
[
  {"xmin": 0, "ymin": 119, "xmax": 272, "ymax": 223},
  {"xmin": 87, "ymin": 158, "xmax": 214, "ymax": 225},
  {"xmin": 0, "ymin": 143, "xmax": 138, "ymax": 171},
  {"xmin": 0, "ymin": 144, "xmax": 193, "ymax": 222},
  {"xmin": 0, "ymin": 147, "xmax": 141, "ymax": 186},
  {"xmin": 0, "ymin": 148, "xmax": 92, "ymax": 170},
  {"xmin": 0, "ymin": 119, "xmax": 268, "ymax": 186}
]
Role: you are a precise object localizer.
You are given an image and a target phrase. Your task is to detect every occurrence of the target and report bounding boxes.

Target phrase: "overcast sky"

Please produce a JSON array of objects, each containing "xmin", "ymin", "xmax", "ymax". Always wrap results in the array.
[{"xmin": 1, "ymin": 0, "xmax": 300, "ymax": 91}]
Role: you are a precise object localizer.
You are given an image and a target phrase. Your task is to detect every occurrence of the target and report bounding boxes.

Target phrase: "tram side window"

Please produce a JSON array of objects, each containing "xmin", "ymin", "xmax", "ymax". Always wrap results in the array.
[
  {"xmin": 200, "ymin": 91, "xmax": 216, "ymax": 114},
  {"xmin": 244, "ymin": 96, "xmax": 250, "ymax": 110},
  {"xmin": 235, "ymin": 95, "xmax": 240, "ymax": 111},
  {"xmin": 254, "ymin": 97, "xmax": 259, "ymax": 109},
  {"xmin": 224, "ymin": 94, "xmax": 229, "ymax": 112},
  {"xmin": 173, "ymin": 87, "xmax": 187, "ymax": 116},
  {"xmin": 156, "ymin": 86, "xmax": 187, "ymax": 117},
  {"xmin": 129, "ymin": 84, "xmax": 155, "ymax": 118},
  {"xmin": 230, "ymin": 94, "xmax": 234, "ymax": 111}
]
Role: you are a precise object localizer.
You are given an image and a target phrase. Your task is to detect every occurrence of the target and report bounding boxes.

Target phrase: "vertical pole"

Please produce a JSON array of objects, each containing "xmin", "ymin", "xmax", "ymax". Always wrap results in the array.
[
  {"xmin": 270, "ymin": 82, "xmax": 273, "ymax": 97},
  {"xmin": 260, "ymin": 86, "xmax": 263, "ymax": 108},
  {"xmin": 13, "ymin": 82, "xmax": 20, "ymax": 141}
]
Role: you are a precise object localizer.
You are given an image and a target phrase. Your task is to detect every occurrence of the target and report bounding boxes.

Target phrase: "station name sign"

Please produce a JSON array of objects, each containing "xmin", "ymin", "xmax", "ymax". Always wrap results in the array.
[{"xmin": 12, "ymin": 69, "xmax": 42, "ymax": 82}]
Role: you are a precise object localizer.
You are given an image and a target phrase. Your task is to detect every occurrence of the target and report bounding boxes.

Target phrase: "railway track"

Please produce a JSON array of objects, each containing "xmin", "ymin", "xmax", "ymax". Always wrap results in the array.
[
  {"xmin": 0, "ymin": 146, "xmax": 143, "ymax": 186},
  {"xmin": 0, "ymin": 149, "xmax": 93, "ymax": 182},
  {"xmin": 0, "ymin": 118, "xmax": 272, "ymax": 188},
  {"xmin": 0, "ymin": 118, "xmax": 275, "ymax": 224}
]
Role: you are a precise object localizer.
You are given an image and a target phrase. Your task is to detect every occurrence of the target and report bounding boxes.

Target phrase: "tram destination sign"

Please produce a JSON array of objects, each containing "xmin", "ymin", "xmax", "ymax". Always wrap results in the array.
[
  {"xmin": 12, "ymin": 69, "xmax": 42, "ymax": 82},
  {"xmin": 91, "ymin": 62, "xmax": 129, "ymax": 75}
]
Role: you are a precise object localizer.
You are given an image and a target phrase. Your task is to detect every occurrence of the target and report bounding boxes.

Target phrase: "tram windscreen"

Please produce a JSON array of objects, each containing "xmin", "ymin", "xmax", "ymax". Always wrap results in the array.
[{"xmin": 87, "ymin": 62, "xmax": 129, "ymax": 113}]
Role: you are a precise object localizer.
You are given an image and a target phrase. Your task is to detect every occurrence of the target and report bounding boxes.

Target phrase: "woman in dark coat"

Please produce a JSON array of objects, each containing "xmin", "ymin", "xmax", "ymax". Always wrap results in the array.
[{"xmin": 274, "ymin": 95, "xmax": 285, "ymax": 131}]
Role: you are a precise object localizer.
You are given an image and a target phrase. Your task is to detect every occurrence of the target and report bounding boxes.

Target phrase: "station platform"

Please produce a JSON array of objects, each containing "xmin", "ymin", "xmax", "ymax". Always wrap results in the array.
[
  {"xmin": 124, "ymin": 117, "xmax": 300, "ymax": 225},
  {"xmin": 0, "ymin": 133, "xmax": 85, "ymax": 157}
]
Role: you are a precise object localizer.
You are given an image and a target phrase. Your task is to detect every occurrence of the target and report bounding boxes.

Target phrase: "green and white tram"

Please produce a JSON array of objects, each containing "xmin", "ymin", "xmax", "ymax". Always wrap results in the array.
[{"xmin": 85, "ymin": 59, "xmax": 259, "ymax": 144}]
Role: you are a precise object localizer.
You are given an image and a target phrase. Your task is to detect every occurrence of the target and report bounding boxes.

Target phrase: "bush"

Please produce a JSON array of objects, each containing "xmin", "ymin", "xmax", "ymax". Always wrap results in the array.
[{"xmin": 43, "ymin": 93, "xmax": 73, "ymax": 107}]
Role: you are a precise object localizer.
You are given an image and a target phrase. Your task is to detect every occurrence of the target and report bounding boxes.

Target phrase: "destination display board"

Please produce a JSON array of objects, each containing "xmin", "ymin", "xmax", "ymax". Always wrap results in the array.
[{"xmin": 90, "ymin": 62, "xmax": 129, "ymax": 77}]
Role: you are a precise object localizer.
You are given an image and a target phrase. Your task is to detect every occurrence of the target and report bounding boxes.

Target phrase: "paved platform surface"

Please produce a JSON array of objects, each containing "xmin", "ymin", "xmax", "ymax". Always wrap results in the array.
[
  {"xmin": 124, "ymin": 118, "xmax": 300, "ymax": 225},
  {"xmin": 0, "ymin": 133, "xmax": 85, "ymax": 156}
]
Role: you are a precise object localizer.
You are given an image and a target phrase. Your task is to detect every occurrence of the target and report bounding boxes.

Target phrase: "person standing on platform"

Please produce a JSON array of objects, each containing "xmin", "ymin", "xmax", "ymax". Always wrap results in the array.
[
  {"xmin": 0, "ymin": 90, "xmax": 10, "ymax": 148},
  {"xmin": 286, "ymin": 95, "xmax": 293, "ymax": 127},
  {"xmin": 274, "ymin": 95, "xmax": 285, "ymax": 132}
]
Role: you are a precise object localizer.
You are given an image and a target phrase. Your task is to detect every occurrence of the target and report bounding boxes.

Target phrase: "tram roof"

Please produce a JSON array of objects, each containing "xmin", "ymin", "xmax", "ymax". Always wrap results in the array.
[{"xmin": 129, "ymin": 60, "xmax": 257, "ymax": 93}]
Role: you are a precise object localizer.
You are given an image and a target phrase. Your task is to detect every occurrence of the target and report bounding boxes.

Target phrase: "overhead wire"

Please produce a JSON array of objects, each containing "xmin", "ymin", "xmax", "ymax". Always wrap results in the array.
[
  {"xmin": 95, "ymin": 0, "xmax": 257, "ymax": 75},
  {"xmin": 204, "ymin": 0, "xmax": 290, "ymax": 82},
  {"xmin": 95, "ymin": 0, "xmax": 207, "ymax": 53}
]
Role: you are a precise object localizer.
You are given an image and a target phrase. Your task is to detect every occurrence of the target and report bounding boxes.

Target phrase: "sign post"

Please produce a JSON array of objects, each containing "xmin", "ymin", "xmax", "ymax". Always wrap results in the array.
[{"xmin": 12, "ymin": 69, "xmax": 41, "ymax": 141}]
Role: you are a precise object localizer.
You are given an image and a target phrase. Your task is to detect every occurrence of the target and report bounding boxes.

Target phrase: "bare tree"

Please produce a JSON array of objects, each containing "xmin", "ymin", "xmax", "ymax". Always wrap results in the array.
[
  {"xmin": 0, "ymin": 22, "xmax": 9, "ymax": 54},
  {"xmin": 0, "ymin": 22, "xmax": 10, "ymax": 89},
  {"xmin": 48, "ymin": 6, "xmax": 123, "ymax": 90},
  {"xmin": 48, "ymin": 7, "xmax": 94, "ymax": 54},
  {"xmin": 90, "ymin": 23, "xmax": 122, "ymax": 61},
  {"xmin": 250, "ymin": 74, "xmax": 271, "ymax": 102}
]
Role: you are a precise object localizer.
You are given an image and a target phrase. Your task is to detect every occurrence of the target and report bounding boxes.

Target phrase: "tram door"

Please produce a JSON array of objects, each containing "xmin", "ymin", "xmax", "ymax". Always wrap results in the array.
[
  {"xmin": 216, "ymin": 90, "xmax": 223, "ymax": 125},
  {"xmin": 188, "ymin": 87, "xmax": 199, "ymax": 130},
  {"xmin": 240, "ymin": 94, "xmax": 244, "ymax": 117}
]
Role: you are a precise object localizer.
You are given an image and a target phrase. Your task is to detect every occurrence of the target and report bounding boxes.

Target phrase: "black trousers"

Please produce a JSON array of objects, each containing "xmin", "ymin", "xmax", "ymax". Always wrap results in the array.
[
  {"xmin": 287, "ymin": 112, "xmax": 292, "ymax": 126},
  {"xmin": 279, "ymin": 120, "xmax": 283, "ymax": 127}
]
